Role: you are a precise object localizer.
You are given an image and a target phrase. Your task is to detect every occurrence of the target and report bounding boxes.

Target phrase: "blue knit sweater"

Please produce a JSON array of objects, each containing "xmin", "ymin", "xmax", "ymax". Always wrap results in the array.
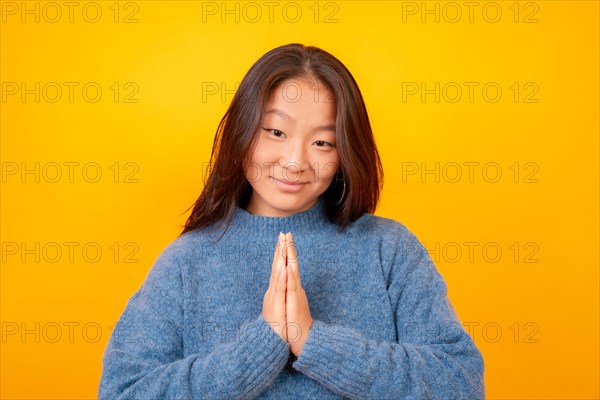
[{"xmin": 99, "ymin": 196, "xmax": 485, "ymax": 399}]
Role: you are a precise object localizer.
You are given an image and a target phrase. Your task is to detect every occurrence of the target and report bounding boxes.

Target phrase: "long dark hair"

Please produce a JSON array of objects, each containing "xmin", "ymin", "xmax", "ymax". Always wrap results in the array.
[{"xmin": 179, "ymin": 43, "xmax": 383, "ymax": 239}]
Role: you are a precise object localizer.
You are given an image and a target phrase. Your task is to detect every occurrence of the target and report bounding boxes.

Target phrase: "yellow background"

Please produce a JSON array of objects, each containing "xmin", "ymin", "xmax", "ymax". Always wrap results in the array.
[{"xmin": 1, "ymin": 1, "xmax": 598, "ymax": 399}]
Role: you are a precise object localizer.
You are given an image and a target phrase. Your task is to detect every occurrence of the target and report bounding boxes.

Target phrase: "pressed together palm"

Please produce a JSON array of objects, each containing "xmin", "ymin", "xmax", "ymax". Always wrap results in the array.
[{"xmin": 262, "ymin": 232, "xmax": 313, "ymax": 357}]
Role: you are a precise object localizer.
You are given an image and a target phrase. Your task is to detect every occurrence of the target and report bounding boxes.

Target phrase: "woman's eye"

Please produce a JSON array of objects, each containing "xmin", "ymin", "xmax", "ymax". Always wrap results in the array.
[
  {"xmin": 314, "ymin": 140, "xmax": 335, "ymax": 148},
  {"xmin": 262, "ymin": 128, "xmax": 286, "ymax": 138}
]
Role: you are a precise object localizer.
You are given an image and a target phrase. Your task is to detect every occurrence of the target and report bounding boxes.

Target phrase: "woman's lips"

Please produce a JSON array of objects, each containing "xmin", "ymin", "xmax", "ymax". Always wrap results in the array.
[{"xmin": 271, "ymin": 176, "xmax": 306, "ymax": 192}]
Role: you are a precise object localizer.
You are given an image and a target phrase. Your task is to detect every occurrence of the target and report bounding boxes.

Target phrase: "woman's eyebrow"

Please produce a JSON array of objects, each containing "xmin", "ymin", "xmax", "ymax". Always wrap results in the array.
[
  {"xmin": 312, "ymin": 124, "xmax": 336, "ymax": 133},
  {"xmin": 265, "ymin": 108, "xmax": 290, "ymax": 119},
  {"xmin": 265, "ymin": 108, "xmax": 336, "ymax": 132}
]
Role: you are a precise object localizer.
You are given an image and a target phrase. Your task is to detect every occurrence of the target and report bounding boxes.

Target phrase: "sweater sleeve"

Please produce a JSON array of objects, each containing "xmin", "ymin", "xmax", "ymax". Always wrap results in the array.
[
  {"xmin": 98, "ymin": 243, "xmax": 290, "ymax": 400},
  {"xmin": 291, "ymin": 224, "xmax": 486, "ymax": 400}
]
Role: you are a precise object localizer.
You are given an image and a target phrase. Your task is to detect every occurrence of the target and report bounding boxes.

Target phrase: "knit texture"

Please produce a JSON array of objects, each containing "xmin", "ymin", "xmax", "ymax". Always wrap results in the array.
[{"xmin": 99, "ymin": 196, "xmax": 485, "ymax": 399}]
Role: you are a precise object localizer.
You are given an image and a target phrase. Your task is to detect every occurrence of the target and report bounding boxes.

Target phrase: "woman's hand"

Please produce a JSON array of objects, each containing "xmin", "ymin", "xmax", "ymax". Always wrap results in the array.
[
  {"xmin": 283, "ymin": 232, "xmax": 313, "ymax": 357},
  {"xmin": 261, "ymin": 232, "xmax": 288, "ymax": 342},
  {"xmin": 261, "ymin": 232, "xmax": 313, "ymax": 357}
]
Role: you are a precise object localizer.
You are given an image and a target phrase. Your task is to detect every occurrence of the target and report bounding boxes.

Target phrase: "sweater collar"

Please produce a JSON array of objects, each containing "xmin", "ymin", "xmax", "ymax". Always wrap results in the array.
[{"xmin": 228, "ymin": 196, "xmax": 330, "ymax": 237}]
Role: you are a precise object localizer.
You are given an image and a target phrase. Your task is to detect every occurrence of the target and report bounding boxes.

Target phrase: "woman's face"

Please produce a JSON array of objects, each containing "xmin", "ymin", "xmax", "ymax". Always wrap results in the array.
[{"xmin": 244, "ymin": 78, "xmax": 340, "ymax": 216}]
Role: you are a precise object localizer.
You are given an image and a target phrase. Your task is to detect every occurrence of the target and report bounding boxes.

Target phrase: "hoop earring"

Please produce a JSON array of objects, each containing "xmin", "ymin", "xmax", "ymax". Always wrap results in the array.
[{"xmin": 333, "ymin": 174, "xmax": 347, "ymax": 206}]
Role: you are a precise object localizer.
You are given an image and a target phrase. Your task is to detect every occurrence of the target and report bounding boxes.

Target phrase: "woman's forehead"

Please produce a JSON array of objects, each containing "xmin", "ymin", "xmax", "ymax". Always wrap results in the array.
[{"xmin": 265, "ymin": 80, "xmax": 335, "ymax": 117}]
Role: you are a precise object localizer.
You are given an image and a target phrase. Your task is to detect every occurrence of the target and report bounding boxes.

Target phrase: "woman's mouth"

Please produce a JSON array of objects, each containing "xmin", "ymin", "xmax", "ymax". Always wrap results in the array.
[{"xmin": 271, "ymin": 176, "xmax": 306, "ymax": 192}]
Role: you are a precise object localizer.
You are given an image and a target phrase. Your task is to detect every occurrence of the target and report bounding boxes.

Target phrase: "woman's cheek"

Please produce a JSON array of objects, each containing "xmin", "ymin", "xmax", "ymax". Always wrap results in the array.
[
  {"xmin": 320, "ymin": 161, "xmax": 339, "ymax": 184},
  {"xmin": 255, "ymin": 141, "xmax": 278, "ymax": 163}
]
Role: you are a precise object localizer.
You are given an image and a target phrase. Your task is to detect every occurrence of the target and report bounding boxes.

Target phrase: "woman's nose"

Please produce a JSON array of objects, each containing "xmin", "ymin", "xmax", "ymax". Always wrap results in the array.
[{"xmin": 281, "ymin": 142, "xmax": 310, "ymax": 178}]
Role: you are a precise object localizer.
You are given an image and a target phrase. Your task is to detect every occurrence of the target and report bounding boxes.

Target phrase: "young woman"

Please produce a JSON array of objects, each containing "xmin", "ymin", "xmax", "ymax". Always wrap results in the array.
[{"xmin": 99, "ymin": 43, "xmax": 485, "ymax": 399}]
